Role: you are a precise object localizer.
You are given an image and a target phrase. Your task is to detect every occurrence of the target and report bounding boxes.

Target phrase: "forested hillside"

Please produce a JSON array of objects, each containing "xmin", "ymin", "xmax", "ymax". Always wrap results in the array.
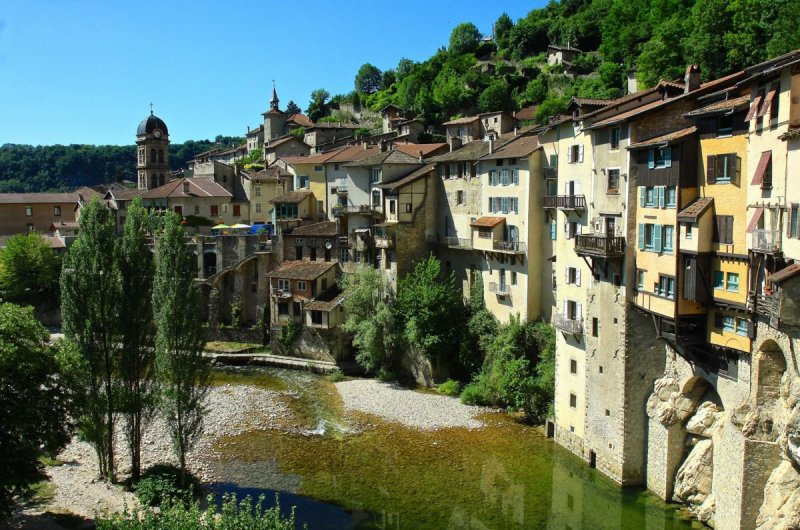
[
  {"xmin": 0, "ymin": 136, "xmax": 242, "ymax": 193},
  {"xmin": 321, "ymin": 0, "xmax": 800, "ymax": 125}
]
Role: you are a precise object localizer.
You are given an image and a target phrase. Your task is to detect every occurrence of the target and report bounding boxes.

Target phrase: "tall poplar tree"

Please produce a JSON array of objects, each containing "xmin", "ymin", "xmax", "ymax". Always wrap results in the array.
[
  {"xmin": 152, "ymin": 212, "xmax": 209, "ymax": 486},
  {"xmin": 118, "ymin": 197, "xmax": 156, "ymax": 482},
  {"xmin": 60, "ymin": 198, "xmax": 120, "ymax": 480}
]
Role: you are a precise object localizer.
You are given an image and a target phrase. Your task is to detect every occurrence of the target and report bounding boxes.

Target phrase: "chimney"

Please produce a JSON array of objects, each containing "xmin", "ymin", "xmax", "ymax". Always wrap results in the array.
[
  {"xmin": 684, "ymin": 64, "xmax": 701, "ymax": 93},
  {"xmin": 627, "ymin": 69, "xmax": 639, "ymax": 95},
  {"xmin": 380, "ymin": 140, "xmax": 388, "ymax": 152},
  {"xmin": 489, "ymin": 137, "xmax": 494, "ymax": 154},
  {"xmin": 182, "ymin": 181, "xmax": 190, "ymax": 194},
  {"xmin": 418, "ymin": 150, "xmax": 423, "ymax": 163},
  {"xmin": 448, "ymin": 136, "xmax": 462, "ymax": 152},
  {"xmin": 514, "ymin": 126, "xmax": 518, "ymax": 136}
]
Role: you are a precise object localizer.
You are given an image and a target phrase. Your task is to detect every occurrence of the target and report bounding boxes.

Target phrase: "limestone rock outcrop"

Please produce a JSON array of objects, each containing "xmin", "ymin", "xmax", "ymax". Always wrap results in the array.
[
  {"xmin": 686, "ymin": 401, "xmax": 722, "ymax": 438},
  {"xmin": 646, "ymin": 377, "xmax": 705, "ymax": 426},
  {"xmin": 755, "ymin": 459, "xmax": 800, "ymax": 530},
  {"xmin": 673, "ymin": 438, "xmax": 716, "ymax": 525}
]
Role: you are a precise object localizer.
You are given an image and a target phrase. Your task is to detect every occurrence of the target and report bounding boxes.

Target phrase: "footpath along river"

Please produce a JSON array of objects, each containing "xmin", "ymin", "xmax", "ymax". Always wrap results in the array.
[{"xmin": 202, "ymin": 367, "xmax": 704, "ymax": 529}]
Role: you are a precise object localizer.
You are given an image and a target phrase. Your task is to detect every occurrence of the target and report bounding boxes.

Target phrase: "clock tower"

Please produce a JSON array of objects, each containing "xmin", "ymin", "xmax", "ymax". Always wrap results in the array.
[{"xmin": 136, "ymin": 107, "xmax": 170, "ymax": 190}]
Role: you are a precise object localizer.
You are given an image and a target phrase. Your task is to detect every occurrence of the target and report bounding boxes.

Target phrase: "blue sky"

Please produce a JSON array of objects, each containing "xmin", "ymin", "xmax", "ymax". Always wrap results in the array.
[{"xmin": 0, "ymin": 1, "xmax": 540, "ymax": 146}]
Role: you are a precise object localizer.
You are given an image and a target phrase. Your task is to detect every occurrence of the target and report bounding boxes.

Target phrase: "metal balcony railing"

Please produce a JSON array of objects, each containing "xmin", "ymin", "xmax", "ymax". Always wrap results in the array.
[
  {"xmin": 543, "ymin": 167, "xmax": 558, "ymax": 179},
  {"xmin": 554, "ymin": 313, "xmax": 583, "ymax": 335},
  {"xmin": 574, "ymin": 234, "xmax": 625, "ymax": 258},
  {"xmin": 488, "ymin": 282, "xmax": 510, "ymax": 296},
  {"xmin": 493, "ymin": 240, "xmax": 527, "ymax": 253},
  {"xmin": 543, "ymin": 195, "xmax": 586, "ymax": 210},
  {"xmin": 427, "ymin": 235, "xmax": 472, "ymax": 248},
  {"xmin": 752, "ymin": 229, "xmax": 781, "ymax": 253}
]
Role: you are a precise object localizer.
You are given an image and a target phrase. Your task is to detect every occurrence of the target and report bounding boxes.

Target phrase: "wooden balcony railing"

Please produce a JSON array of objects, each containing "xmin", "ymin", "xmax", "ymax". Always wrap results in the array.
[
  {"xmin": 574, "ymin": 234, "xmax": 625, "ymax": 258},
  {"xmin": 543, "ymin": 195, "xmax": 586, "ymax": 210}
]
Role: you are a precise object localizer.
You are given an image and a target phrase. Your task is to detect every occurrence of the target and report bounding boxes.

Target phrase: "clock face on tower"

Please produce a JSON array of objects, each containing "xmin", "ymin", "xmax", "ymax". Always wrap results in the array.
[{"xmin": 154, "ymin": 130, "xmax": 162, "ymax": 138}]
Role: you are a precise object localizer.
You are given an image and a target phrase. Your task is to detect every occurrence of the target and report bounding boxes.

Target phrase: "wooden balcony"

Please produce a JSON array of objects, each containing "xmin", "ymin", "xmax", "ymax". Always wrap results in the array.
[
  {"xmin": 574, "ymin": 235, "xmax": 625, "ymax": 259},
  {"xmin": 554, "ymin": 313, "xmax": 583, "ymax": 335},
  {"xmin": 543, "ymin": 195, "xmax": 586, "ymax": 211},
  {"xmin": 751, "ymin": 229, "xmax": 781, "ymax": 254},
  {"xmin": 493, "ymin": 240, "xmax": 527, "ymax": 254}
]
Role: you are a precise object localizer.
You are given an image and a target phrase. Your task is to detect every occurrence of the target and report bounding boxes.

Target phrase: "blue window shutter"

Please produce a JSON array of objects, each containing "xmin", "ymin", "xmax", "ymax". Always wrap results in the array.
[
  {"xmin": 550, "ymin": 221, "xmax": 556, "ymax": 240},
  {"xmin": 654, "ymin": 224, "xmax": 662, "ymax": 252},
  {"xmin": 658, "ymin": 186, "xmax": 665, "ymax": 208},
  {"xmin": 664, "ymin": 147, "xmax": 672, "ymax": 168},
  {"xmin": 639, "ymin": 186, "xmax": 646, "ymax": 207},
  {"xmin": 648, "ymin": 150, "xmax": 655, "ymax": 169},
  {"xmin": 638, "ymin": 223, "xmax": 645, "ymax": 249}
]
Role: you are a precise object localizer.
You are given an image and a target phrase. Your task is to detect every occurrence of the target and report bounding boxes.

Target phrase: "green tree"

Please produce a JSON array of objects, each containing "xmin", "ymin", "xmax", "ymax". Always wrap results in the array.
[
  {"xmin": 340, "ymin": 266, "xmax": 398, "ymax": 374},
  {"xmin": 380, "ymin": 69, "xmax": 397, "ymax": 91},
  {"xmin": 637, "ymin": 14, "xmax": 690, "ymax": 87},
  {"xmin": 60, "ymin": 198, "xmax": 120, "ymax": 481},
  {"xmin": 284, "ymin": 100, "xmax": 302, "ymax": 115},
  {"xmin": 395, "ymin": 58, "xmax": 415, "ymax": 81},
  {"xmin": 395, "ymin": 255, "xmax": 462, "ymax": 365},
  {"xmin": 355, "ymin": 63, "xmax": 383, "ymax": 94},
  {"xmin": 118, "ymin": 198, "xmax": 157, "ymax": 482},
  {"xmin": 494, "ymin": 13, "xmax": 514, "ymax": 50},
  {"xmin": 449, "ymin": 22, "xmax": 482, "ymax": 55},
  {"xmin": 0, "ymin": 232, "xmax": 60, "ymax": 307},
  {"xmin": 534, "ymin": 95, "xmax": 570, "ymax": 124},
  {"xmin": 152, "ymin": 212, "xmax": 210, "ymax": 487},
  {"xmin": 0, "ymin": 303, "xmax": 72, "ymax": 516},
  {"xmin": 478, "ymin": 78, "xmax": 512, "ymax": 113},
  {"xmin": 767, "ymin": 0, "xmax": 800, "ymax": 57},
  {"xmin": 306, "ymin": 89, "xmax": 330, "ymax": 122},
  {"xmin": 433, "ymin": 65, "xmax": 472, "ymax": 118}
]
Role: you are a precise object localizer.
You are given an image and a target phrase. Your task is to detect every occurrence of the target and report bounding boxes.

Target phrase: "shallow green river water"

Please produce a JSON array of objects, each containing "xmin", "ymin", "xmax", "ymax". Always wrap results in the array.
[{"xmin": 208, "ymin": 368, "xmax": 703, "ymax": 529}]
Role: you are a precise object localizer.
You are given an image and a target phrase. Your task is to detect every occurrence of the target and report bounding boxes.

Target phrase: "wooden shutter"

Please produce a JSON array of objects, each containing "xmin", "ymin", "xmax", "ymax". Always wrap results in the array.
[
  {"xmin": 745, "ymin": 95, "xmax": 763, "ymax": 121},
  {"xmin": 664, "ymin": 147, "xmax": 672, "ymax": 168},
  {"xmin": 658, "ymin": 186, "xmax": 666, "ymax": 208},
  {"xmin": 457, "ymin": 163, "xmax": 463, "ymax": 178},
  {"xmin": 563, "ymin": 300, "xmax": 568, "ymax": 316},
  {"xmin": 648, "ymin": 150, "xmax": 655, "ymax": 169},
  {"xmin": 567, "ymin": 147, "xmax": 574, "ymax": 163},
  {"xmin": 565, "ymin": 267, "xmax": 570, "ymax": 284},
  {"xmin": 576, "ymin": 268, "xmax": 582, "ymax": 287},
  {"xmin": 751, "ymin": 151, "xmax": 772, "ymax": 185},
  {"xmin": 714, "ymin": 311, "xmax": 723, "ymax": 329},
  {"xmin": 470, "ymin": 163, "xmax": 477, "ymax": 179},
  {"xmin": 638, "ymin": 223, "xmax": 645, "ymax": 249},
  {"xmin": 653, "ymin": 224, "xmax": 662, "ymax": 252},
  {"xmin": 707, "ymin": 155, "xmax": 717, "ymax": 184},
  {"xmin": 578, "ymin": 145, "xmax": 585, "ymax": 162},
  {"xmin": 576, "ymin": 302, "xmax": 582, "ymax": 319},
  {"xmin": 746, "ymin": 207, "xmax": 764, "ymax": 234},
  {"xmin": 639, "ymin": 186, "xmax": 646, "ymax": 207},
  {"xmin": 757, "ymin": 84, "xmax": 779, "ymax": 118},
  {"xmin": 727, "ymin": 155, "xmax": 738, "ymax": 185}
]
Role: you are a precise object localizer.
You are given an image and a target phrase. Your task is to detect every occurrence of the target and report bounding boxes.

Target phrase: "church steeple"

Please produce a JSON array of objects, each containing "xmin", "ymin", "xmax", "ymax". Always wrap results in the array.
[{"xmin": 270, "ymin": 81, "xmax": 280, "ymax": 112}]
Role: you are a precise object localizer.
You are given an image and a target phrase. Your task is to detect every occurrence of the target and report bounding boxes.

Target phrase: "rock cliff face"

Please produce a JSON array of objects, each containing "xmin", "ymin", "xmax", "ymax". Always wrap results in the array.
[{"xmin": 646, "ymin": 376, "xmax": 705, "ymax": 426}]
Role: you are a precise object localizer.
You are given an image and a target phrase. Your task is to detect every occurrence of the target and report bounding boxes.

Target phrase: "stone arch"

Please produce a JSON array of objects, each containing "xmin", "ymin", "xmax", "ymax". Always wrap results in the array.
[{"xmin": 203, "ymin": 250, "xmax": 218, "ymax": 278}]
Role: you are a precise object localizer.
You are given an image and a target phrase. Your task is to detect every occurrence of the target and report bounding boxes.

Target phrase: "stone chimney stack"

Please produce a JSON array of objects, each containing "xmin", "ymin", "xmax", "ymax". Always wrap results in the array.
[
  {"xmin": 489, "ymin": 137, "xmax": 494, "ymax": 154},
  {"xmin": 448, "ymin": 136, "xmax": 462, "ymax": 152},
  {"xmin": 418, "ymin": 150, "xmax": 423, "ymax": 163},
  {"xmin": 684, "ymin": 64, "xmax": 701, "ymax": 93}
]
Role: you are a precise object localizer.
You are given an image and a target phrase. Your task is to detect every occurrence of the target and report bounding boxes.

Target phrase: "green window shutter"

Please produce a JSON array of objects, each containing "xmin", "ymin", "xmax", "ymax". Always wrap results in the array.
[
  {"xmin": 550, "ymin": 221, "xmax": 556, "ymax": 240},
  {"xmin": 653, "ymin": 224, "xmax": 662, "ymax": 252},
  {"xmin": 639, "ymin": 186, "xmax": 646, "ymax": 207},
  {"xmin": 648, "ymin": 150, "xmax": 655, "ymax": 169},
  {"xmin": 729, "ymin": 155, "xmax": 739, "ymax": 186},
  {"xmin": 638, "ymin": 223, "xmax": 645, "ymax": 249},
  {"xmin": 707, "ymin": 155, "xmax": 716, "ymax": 184},
  {"xmin": 664, "ymin": 147, "xmax": 672, "ymax": 167},
  {"xmin": 658, "ymin": 186, "xmax": 666, "ymax": 208}
]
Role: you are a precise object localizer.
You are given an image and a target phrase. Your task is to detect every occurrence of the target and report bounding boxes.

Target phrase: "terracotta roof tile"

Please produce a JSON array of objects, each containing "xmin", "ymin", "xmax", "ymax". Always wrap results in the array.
[
  {"xmin": 141, "ymin": 177, "xmax": 232, "ymax": 199},
  {"xmin": 264, "ymin": 136, "xmax": 307, "ymax": 151},
  {"xmin": 0, "ymin": 193, "xmax": 80, "ymax": 204},
  {"xmin": 685, "ymin": 95, "xmax": 751, "ymax": 117},
  {"xmin": 470, "ymin": 216, "xmax": 506, "ymax": 228},
  {"xmin": 677, "ymin": 197, "xmax": 714, "ymax": 222},
  {"xmin": 393, "ymin": 143, "xmax": 448, "ymax": 158},
  {"xmin": 481, "ymin": 135, "xmax": 539, "ymax": 160},
  {"xmin": 515, "ymin": 105, "xmax": 538, "ymax": 121},
  {"xmin": 286, "ymin": 221, "xmax": 337, "ymax": 237},
  {"xmin": 628, "ymin": 126, "xmax": 697, "ymax": 150},
  {"xmin": 769, "ymin": 263, "xmax": 800, "ymax": 283},
  {"xmin": 343, "ymin": 149, "xmax": 421, "ymax": 167},
  {"xmin": 266, "ymin": 260, "xmax": 337, "ymax": 281},
  {"xmin": 270, "ymin": 190, "xmax": 312, "ymax": 204},
  {"xmin": 379, "ymin": 164, "xmax": 436, "ymax": 191},
  {"xmin": 305, "ymin": 288, "xmax": 345, "ymax": 311},
  {"xmin": 286, "ymin": 113, "xmax": 314, "ymax": 127},
  {"xmin": 443, "ymin": 116, "xmax": 480, "ymax": 126}
]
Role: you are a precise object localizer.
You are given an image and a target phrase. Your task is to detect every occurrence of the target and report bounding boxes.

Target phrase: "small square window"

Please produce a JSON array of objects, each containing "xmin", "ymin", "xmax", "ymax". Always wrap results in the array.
[
  {"xmin": 54, "ymin": 206, "xmax": 61, "ymax": 216},
  {"xmin": 405, "ymin": 203, "xmax": 412, "ymax": 213},
  {"xmin": 605, "ymin": 409, "xmax": 610, "ymax": 417},
  {"xmin": 569, "ymin": 393, "xmax": 577, "ymax": 408},
  {"xmin": 592, "ymin": 317, "xmax": 599, "ymax": 337},
  {"xmin": 25, "ymin": 206, "xmax": 32, "ymax": 217},
  {"xmin": 599, "ymin": 366, "xmax": 604, "ymax": 374},
  {"xmin": 570, "ymin": 359, "xmax": 577, "ymax": 374},
  {"xmin": 297, "ymin": 281, "xmax": 307, "ymax": 291}
]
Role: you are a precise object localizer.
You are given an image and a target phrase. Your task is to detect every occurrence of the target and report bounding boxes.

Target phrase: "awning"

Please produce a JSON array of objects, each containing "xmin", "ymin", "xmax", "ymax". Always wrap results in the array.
[
  {"xmin": 751, "ymin": 151, "xmax": 772, "ymax": 185},
  {"xmin": 757, "ymin": 83, "xmax": 779, "ymax": 118},
  {"xmin": 746, "ymin": 207, "xmax": 763, "ymax": 234},
  {"xmin": 230, "ymin": 223, "xmax": 251, "ymax": 229},
  {"xmin": 212, "ymin": 224, "xmax": 230, "ymax": 229}
]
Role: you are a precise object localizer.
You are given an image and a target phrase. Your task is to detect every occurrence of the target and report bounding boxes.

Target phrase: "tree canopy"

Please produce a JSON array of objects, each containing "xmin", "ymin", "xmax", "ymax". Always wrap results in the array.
[
  {"xmin": 0, "ymin": 232, "xmax": 60, "ymax": 307},
  {"xmin": 354, "ymin": 63, "xmax": 383, "ymax": 94}
]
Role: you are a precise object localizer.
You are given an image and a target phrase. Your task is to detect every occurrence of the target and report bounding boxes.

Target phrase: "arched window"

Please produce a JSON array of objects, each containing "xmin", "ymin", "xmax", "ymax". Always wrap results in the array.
[
  {"xmin": 158, "ymin": 149, "xmax": 164, "ymax": 163},
  {"xmin": 150, "ymin": 149, "xmax": 156, "ymax": 163}
]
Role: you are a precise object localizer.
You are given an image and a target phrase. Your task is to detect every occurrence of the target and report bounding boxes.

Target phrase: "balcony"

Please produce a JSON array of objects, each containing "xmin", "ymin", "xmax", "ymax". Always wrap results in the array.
[
  {"xmin": 493, "ymin": 240, "xmax": 527, "ymax": 254},
  {"xmin": 374, "ymin": 235, "xmax": 395, "ymax": 249},
  {"xmin": 752, "ymin": 229, "xmax": 781, "ymax": 254},
  {"xmin": 574, "ymin": 235, "xmax": 625, "ymax": 259},
  {"xmin": 335, "ymin": 181, "xmax": 348, "ymax": 195},
  {"xmin": 543, "ymin": 195, "xmax": 586, "ymax": 211},
  {"xmin": 488, "ymin": 282, "xmax": 510, "ymax": 296},
  {"xmin": 272, "ymin": 288, "xmax": 292, "ymax": 299},
  {"xmin": 427, "ymin": 235, "xmax": 473, "ymax": 249},
  {"xmin": 543, "ymin": 167, "xmax": 558, "ymax": 179},
  {"xmin": 332, "ymin": 204, "xmax": 381, "ymax": 217},
  {"xmin": 554, "ymin": 313, "xmax": 584, "ymax": 335}
]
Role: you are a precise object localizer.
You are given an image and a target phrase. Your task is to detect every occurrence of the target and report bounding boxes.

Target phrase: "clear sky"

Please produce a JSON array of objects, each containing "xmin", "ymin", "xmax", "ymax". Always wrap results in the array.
[{"xmin": 0, "ymin": 1, "xmax": 541, "ymax": 146}]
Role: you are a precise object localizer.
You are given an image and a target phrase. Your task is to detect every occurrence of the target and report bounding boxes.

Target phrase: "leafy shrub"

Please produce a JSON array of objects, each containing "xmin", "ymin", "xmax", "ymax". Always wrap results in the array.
[
  {"xmin": 133, "ymin": 464, "xmax": 201, "ymax": 507},
  {"xmin": 278, "ymin": 321, "xmax": 302, "ymax": 351},
  {"xmin": 326, "ymin": 369, "xmax": 346, "ymax": 382},
  {"xmin": 96, "ymin": 493, "xmax": 299, "ymax": 530},
  {"xmin": 460, "ymin": 379, "xmax": 491, "ymax": 406},
  {"xmin": 437, "ymin": 379, "xmax": 460, "ymax": 396}
]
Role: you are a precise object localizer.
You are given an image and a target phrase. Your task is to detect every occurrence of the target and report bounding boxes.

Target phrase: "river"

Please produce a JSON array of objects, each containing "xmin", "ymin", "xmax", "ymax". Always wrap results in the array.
[{"xmin": 204, "ymin": 367, "xmax": 704, "ymax": 529}]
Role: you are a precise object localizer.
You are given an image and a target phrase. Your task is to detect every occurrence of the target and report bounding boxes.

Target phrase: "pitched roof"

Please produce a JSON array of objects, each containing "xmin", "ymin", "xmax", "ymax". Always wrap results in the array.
[
  {"xmin": 677, "ymin": 197, "xmax": 714, "ymax": 222},
  {"xmin": 393, "ymin": 142, "xmax": 448, "ymax": 158},
  {"xmin": 428, "ymin": 132, "xmax": 520, "ymax": 163},
  {"xmin": 548, "ymin": 44, "xmax": 582, "ymax": 53},
  {"xmin": 264, "ymin": 135, "xmax": 307, "ymax": 151},
  {"xmin": 471, "ymin": 216, "xmax": 506, "ymax": 228},
  {"xmin": 107, "ymin": 188, "xmax": 146, "ymax": 201},
  {"xmin": 270, "ymin": 190, "xmax": 312, "ymax": 204},
  {"xmin": 286, "ymin": 113, "xmax": 314, "ymax": 127},
  {"xmin": 572, "ymin": 98, "xmax": 613, "ymax": 108},
  {"xmin": 325, "ymin": 145, "xmax": 380, "ymax": 163},
  {"xmin": 306, "ymin": 122, "xmax": 361, "ymax": 130},
  {"xmin": 285, "ymin": 221, "xmax": 337, "ymax": 237},
  {"xmin": 628, "ymin": 126, "xmax": 697, "ymax": 150},
  {"xmin": 244, "ymin": 166, "xmax": 287, "ymax": 181},
  {"xmin": 266, "ymin": 260, "xmax": 337, "ymax": 280},
  {"xmin": 481, "ymin": 135, "xmax": 540, "ymax": 160},
  {"xmin": 379, "ymin": 164, "xmax": 435, "ymax": 191},
  {"xmin": 684, "ymin": 95, "xmax": 751, "ymax": 117},
  {"xmin": 141, "ymin": 177, "xmax": 232, "ymax": 199},
  {"xmin": 0, "ymin": 193, "xmax": 80, "ymax": 204},
  {"xmin": 246, "ymin": 124, "xmax": 264, "ymax": 136},
  {"xmin": 515, "ymin": 105, "xmax": 538, "ymax": 121},
  {"xmin": 769, "ymin": 262, "xmax": 800, "ymax": 283},
  {"xmin": 443, "ymin": 116, "xmax": 480, "ymax": 126},
  {"xmin": 305, "ymin": 289, "xmax": 345, "ymax": 311},
  {"xmin": 343, "ymin": 149, "xmax": 422, "ymax": 167}
]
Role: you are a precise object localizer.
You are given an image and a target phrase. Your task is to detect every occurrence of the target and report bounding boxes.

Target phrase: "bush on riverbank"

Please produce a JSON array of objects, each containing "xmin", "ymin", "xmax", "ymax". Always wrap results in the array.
[
  {"xmin": 132, "ymin": 464, "xmax": 202, "ymax": 507},
  {"xmin": 437, "ymin": 379, "xmax": 461, "ymax": 396},
  {"xmin": 96, "ymin": 493, "xmax": 300, "ymax": 529}
]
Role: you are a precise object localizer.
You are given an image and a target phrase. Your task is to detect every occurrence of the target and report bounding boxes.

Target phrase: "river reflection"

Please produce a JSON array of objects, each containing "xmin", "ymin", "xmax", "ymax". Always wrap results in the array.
[{"xmin": 208, "ymin": 368, "xmax": 701, "ymax": 529}]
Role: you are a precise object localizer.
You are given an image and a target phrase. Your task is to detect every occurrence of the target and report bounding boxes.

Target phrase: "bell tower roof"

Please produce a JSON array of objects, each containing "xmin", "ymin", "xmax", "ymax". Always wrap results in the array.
[
  {"xmin": 137, "ymin": 106, "xmax": 168, "ymax": 136},
  {"xmin": 270, "ymin": 81, "xmax": 280, "ymax": 111}
]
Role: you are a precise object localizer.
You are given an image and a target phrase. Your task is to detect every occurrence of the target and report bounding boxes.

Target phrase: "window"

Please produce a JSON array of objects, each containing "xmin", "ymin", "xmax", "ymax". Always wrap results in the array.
[
  {"xmin": 223, "ymin": 204, "xmax": 228, "ymax": 214},
  {"xmin": 297, "ymin": 281, "xmax": 307, "ymax": 291},
  {"xmin": 26, "ymin": 223, "xmax": 34, "ymax": 231},
  {"xmin": 314, "ymin": 165, "xmax": 323, "ymax": 172},
  {"xmin": 311, "ymin": 311, "xmax": 323, "ymax": 325},
  {"xmin": 194, "ymin": 205, "xmax": 200, "ymax": 215},
  {"xmin": 25, "ymin": 206, "xmax": 32, "ymax": 217},
  {"xmin": 714, "ymin": 215, "xmax": 734, "ymax": 244},
  {"xmin": 770, "ymin": 84, "xmax": 780, "ymax": 128},
  {"xmin": 592, "ymin": 317, "xmax": 598, "ymax": 337},
  {"xmin": 722, "ymin": 315, "xmax": 735, "ymax": 332},
  {"xmin": 569, "ymin": 393, "xmax": 577, "ymax": 408},
  {"xmin": 297, "ymin": 175, "xmax": 310, "ymax": 189},
  {"xmin": 340, "ymin": 248, "xmax": 349, "ymax": 263},
  {"xmin": 565, "ymin": 267, "xmax": 581, "ymax": 286},
  {"xmin": 53, "ymin": 206, "xmax": 61, "ymax": 216},
  {"xmin": 278, "ymin": 303, "xmax": 289, "ymax": 315},
  {"xmin": 570, "ymin": 359, "xmax": 577, "ymax": 374},
  {"xmin": 456, "ymin": 190, "xmax": 465, "ymax": 205},
  {"xmin": 370, "ymin": 168, "xmax": 382, "ymax": 183},
  {"xmin": 685, "ymin": 223, "xmax": 693, "ymax": 239},
  {"xmin": 736, "ymin": 318, "xmax": 748, "ymax": 336},
  {"xmin": 334, "ymin": 163, "xmax": 340, "ymax": 171},
  {"xmin": 255, "ymin": 203, "xmax": 262, "ymax": 214},
  {"xmin": 717, "ymin": 114, "xmax": 733, "ymax": 137},
  {"xmin": 637, "ymin": 270, "xmax": 645, "ymax": 290},
  {"xmin": 405, "ymin": 203, "xmax": 412, "ymax": 213},
  {"xmin": 210, "ymin": 205, "xmax": 219, "ymax": 217},
  {"xmin": 663, "ymin": 225, "xmax": 674, "ymax": 253},
  {"xmin": 568, "ymin": 144, "xmax": 583, "ymax": 163},
  {"xmin": 233, "ymin": 205, "xmax": 241, "ymax": 217},
  {"xmin": 610, "ymin": 127, "xmax": 621, "ymax": 150},
  {"xmin": 389, "ymin": 200, "xmax": 396, "ymax": 214},
  {"xmin": 607, "ymin": 169, "xmax": 620, "ymax": 193},
  {"xmin": 657, "ymin": 275, "xmax": 675, "ymax": 299},
  {"xmin": 643, "ymin": 224, "xmax": 655, "ymax": 250},
  {"xmin": 646, "ymin": 187, "xmax": 656, "ymax": 207},
  {"xmin": 255, "ymin": 186, "xmax": 261, "ymax": 197},
  {"xmin": 174, "ymin": 205, "xmax": 183, "ymax": 215},
  {"xmin": 550, "ymin": 220, "xmax": 557, "ymax": 240},
  {"xmin": 726, "ymin": 272, "xmax": 739, "ymax": 292},
  {"xmin": 708, "ymin": 154, "xmax": 739, "ymax": 183},
  {"xmin": 648, "ymin": 147, "xmax": 672, "ymax": 169},
  {"xmin": 713, "ymin": 271, "xmax": 725, "ymax": 289},
  {"xmin": 666, "ymin": 187, "xmax": 677, "ymax": 208},
  {"xmin": 511, "ymin": 271, "xmax": 517, "ymax": 285},
  {"xmin": 790, "ymin": 204, "xmax": 799, "ymax": 239},
  {"xmin": 278, "ymin": 279, "xmax": 290, "ymax": 291}
]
